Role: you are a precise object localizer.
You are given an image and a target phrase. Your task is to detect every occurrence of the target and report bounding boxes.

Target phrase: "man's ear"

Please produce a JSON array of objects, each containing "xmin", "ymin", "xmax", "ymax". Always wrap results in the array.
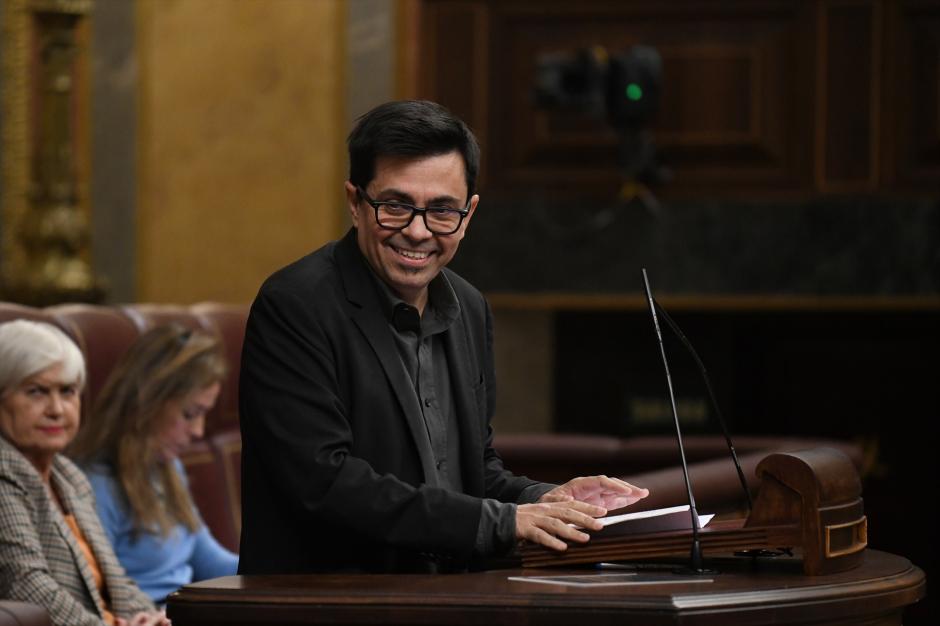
[
  {"xmin": 344, "ymin": 181, "xmax": 361, "ymax": 227},
  {"xmin": 462, "ymin": 194, "xmax": 480, "ymax": 229},
  {"xmin": 451, "ymin": 194, "xmax": 479, "ymax": 242}
]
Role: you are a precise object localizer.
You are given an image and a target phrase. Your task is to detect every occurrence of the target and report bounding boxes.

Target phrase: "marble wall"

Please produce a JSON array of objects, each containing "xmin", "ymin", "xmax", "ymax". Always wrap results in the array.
[{"xmin": 452, "ymin": 196, "xmax": 940, "ymax": 296}]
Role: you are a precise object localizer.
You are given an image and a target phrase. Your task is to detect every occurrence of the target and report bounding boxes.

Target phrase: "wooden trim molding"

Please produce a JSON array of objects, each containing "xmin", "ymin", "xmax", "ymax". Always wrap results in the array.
[{"xmin": 485, "ymin": 292, "xmax": 940, "ymax": 312}]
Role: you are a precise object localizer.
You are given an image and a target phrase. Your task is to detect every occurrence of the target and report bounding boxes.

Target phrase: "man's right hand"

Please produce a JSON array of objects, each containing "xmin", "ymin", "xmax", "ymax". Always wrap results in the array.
[
  {"xmin": 515, "ymin": 500, "xmax": 607, "ymax": 551},
  {"xmin": 117, "ymin": 611, "xmax": 171, "ymax": 626}
]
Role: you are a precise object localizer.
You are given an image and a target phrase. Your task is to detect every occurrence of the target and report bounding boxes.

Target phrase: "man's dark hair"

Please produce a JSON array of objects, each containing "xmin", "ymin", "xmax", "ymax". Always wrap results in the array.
[{"xmin": 347, "ymin": 100, "xmax": 480, "ymax": 199}]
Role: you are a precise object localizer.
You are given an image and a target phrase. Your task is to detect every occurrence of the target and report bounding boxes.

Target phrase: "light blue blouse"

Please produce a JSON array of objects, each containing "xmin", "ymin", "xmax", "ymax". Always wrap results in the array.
[{"xmin": 83, "ymin": 459, "xmax": 238, "ymax": 603}]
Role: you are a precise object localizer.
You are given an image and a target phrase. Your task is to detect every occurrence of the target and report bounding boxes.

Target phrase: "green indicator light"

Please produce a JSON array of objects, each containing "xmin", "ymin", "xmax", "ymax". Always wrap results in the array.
[{"xmin": 626, "ymin": 83, "xmax": 643, "ymax": 101}]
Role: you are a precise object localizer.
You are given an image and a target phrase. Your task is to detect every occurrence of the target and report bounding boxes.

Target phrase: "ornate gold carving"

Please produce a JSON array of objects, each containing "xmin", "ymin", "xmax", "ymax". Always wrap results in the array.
[
  {"xmin": 1, "ymin": 0, "xmax": 31, "ymax": 288},
  {"xmin": 30, "ymin": 0, "xmax": 92, "ymax": 16},
  {"xmin": 1, "ymin": 0, "xmax": 104, "ymax": 304}
]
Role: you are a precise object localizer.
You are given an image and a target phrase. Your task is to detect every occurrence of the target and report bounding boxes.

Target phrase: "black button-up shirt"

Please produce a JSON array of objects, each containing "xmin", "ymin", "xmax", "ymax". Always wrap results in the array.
[{"xmin": 369, "ymin": 271, "xmax": 541, "ymax": 557}]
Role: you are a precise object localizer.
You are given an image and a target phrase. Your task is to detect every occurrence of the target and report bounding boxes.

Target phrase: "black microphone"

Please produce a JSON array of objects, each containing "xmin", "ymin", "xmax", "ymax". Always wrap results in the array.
[
  {"xmin": 641, "ymin": 268, "xmax": 710, "ymax": 574},
  {"xmin": 652, "ymin": 302, "xmax": 753, "ymax": 513}
]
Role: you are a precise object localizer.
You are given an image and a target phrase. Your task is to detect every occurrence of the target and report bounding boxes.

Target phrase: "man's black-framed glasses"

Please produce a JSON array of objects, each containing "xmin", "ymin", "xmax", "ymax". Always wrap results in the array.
[{"xmin": 356, "ymin": 186, "xmax": 470, "ymax": 236}]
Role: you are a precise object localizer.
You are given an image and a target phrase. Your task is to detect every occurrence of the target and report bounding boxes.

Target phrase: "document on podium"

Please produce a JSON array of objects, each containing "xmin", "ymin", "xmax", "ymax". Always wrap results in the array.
[
  {"xmin": 589, "ymin": 504, "xmax": 714, "ymax": 538},
  {"xmin": 508, "ymin": 571, "xmax": 715, "ymax": 587}
]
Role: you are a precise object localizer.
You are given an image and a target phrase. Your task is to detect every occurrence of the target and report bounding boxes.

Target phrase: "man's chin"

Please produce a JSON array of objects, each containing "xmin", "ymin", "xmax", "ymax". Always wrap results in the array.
[
  {"xmin": 386, "ymin": 272, "xmax": 435, "ymax": 298},
  {"xmin": 389, "ymin": 262, "xmax": 436, "ymax": 282}
]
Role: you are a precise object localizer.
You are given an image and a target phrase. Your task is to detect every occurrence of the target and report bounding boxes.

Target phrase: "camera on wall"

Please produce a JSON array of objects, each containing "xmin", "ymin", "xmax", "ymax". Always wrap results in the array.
[{"xmin": 534, "ymin": 45, "xmax": 669, "ymax": 207}]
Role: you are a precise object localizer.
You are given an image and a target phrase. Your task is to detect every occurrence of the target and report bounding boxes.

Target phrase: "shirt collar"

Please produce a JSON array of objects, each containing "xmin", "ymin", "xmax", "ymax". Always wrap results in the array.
[{"xmin": 367, "ymin": 270, "xmax": 460, "ymax": 334}]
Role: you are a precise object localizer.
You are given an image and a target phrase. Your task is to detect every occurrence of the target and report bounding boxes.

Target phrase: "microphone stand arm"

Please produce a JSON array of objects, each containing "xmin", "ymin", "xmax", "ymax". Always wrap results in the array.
[
  {"xmin": 653, "ymin": 302, "xmax": 754, "ymax": 513},
  {"xmin": 642, "ymin": 269, "xmax": 707, "ymax": 573}
]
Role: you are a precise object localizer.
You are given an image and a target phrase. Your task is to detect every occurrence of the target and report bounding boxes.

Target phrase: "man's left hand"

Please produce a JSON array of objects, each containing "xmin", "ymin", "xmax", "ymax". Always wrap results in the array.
[{"xmin": 538, "ymin": 475, "xmax": 649, "ymax": 511}]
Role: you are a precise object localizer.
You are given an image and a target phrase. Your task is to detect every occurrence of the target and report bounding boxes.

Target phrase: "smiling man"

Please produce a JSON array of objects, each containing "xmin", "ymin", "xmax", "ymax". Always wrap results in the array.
[{"xmin": 238, "ymin": 100, "xmax": 647, "ymax": 574}]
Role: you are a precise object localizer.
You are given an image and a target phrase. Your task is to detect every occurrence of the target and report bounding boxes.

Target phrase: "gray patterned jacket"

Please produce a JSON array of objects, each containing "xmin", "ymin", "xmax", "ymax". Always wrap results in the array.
[{"xmin": 0, "ymin": 435, "xmax": 154, "ymax": 626}]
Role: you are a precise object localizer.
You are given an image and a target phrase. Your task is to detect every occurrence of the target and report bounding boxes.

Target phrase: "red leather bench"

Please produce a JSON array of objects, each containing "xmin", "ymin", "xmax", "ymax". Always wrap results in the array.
[
  {"xmin": 493, "ymin": 433, "xmax": 866, "ymax": 514},
  {"xmin": 0, "ymin": 601, "xmax": 51, "ymax": 626}
]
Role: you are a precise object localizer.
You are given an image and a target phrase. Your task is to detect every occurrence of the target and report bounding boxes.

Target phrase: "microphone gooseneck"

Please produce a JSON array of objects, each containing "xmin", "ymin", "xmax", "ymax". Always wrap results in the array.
[
  {"xmin": 652, "ymin": 302, "xmax": 753, "ymax": 513},
  {"xmin": 641, "ymin": 269, "xmax": 708, "ymax": 574}
]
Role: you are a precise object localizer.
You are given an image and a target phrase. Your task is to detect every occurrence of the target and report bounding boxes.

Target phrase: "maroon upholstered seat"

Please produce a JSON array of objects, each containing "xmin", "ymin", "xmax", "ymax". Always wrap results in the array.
[
  {"xmin": 209, "ymin": 429, "xmax": 243, "ymax": 543},
  {"xmin": 0, "ymin": 601, "xmax": 52, "ymax": 626},
  {"xmin": 494, "ymin": 432, "xmax": 866, "ymax": 516},
  {"xmin": 46, "ymin": 304, "xmax": 141, "ymax": 413},
  {"xmin": 0, "ymin": 302, "xmax": 62, "ymax": 328},
  {"xmin": 192, "ymin": 303, "xmax": 249, "ymax": 436},
  {"xmin": 179, "ymin": 440, "xmax": 239, "ymax": 553},
  {"xmin": 119, "ymin": 303, "xmax": 209, "ymax": 334}
]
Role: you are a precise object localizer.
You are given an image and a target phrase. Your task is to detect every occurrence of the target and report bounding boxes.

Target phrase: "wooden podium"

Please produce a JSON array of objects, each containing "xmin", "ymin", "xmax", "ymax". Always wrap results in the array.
[
  {"xmin": 167, "ymin": 448, "xmax": 925, "ymax": 625},
  {"xmin": 167, "ymin": 550, "xmax": 924, "ymax": 625},
  {"xmin": 522, "ymin": 447, "xmax": 869, "ymax": 575}
]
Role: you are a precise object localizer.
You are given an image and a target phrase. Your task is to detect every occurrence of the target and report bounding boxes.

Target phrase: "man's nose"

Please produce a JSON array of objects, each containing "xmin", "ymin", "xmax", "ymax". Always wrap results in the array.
[{"xmin": 400, "ymin": 212, "xmax": 433, "ymax": 240}]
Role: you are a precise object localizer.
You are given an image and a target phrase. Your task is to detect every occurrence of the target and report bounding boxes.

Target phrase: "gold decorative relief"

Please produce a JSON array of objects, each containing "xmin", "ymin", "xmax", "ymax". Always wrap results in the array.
[{"xmin": 1, "ymin": 0, "xmax": 104, "ymax": 305}]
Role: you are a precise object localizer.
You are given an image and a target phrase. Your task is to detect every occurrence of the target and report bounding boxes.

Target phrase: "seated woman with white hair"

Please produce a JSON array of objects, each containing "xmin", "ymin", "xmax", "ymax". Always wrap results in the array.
[{"xmin": 0, "ymin": 320, "xmax": 168, "ymax": 626}]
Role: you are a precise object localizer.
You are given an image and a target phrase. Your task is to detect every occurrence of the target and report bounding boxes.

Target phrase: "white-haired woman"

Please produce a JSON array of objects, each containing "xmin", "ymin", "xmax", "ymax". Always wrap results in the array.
[{"xmin": 0, "ymin": 320, "xmax": 168, "ymax": 626}]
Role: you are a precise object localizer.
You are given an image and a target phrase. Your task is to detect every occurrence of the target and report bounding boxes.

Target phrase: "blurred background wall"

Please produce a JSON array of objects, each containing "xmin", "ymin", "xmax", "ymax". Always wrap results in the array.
[{"xmin": 134, "ymin": 0, "xmax": 346, "ymax": 303}]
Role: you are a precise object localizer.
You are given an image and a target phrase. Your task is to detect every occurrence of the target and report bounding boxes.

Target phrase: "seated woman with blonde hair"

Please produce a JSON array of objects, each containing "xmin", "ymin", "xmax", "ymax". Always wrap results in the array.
[
  {"xmin": 69, "ymin": 324, "xmax": 237, "ymax": 605},
  {"xmin": 0, "ymin": 320, "xmax": 167, "ymax": 626}
]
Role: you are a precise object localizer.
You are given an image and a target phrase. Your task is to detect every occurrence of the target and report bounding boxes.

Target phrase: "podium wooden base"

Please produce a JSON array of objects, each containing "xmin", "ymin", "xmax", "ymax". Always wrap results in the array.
[
  {"xmin": 522, "ymin": 447, "xmax": 869, "ymax": 575},
  {"xmin": 167, "ymin": 550, "xmax": 925, "ymax": 626}
]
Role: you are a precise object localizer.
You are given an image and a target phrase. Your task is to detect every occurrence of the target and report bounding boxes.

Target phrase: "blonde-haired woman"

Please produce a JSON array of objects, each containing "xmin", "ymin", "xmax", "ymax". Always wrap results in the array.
[
  {"xmin": 0, "ymin": 320, "xmax": 167, "ymax": 626},
  {"xmin": 70, "ymin": 324, "xmax": 237, "ymax": 605}
]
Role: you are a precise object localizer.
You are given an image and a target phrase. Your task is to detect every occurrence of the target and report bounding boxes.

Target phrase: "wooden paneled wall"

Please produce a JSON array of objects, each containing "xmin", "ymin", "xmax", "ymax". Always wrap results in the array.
[
  {"xmin": 883, "ymin": 0, "xmax": 940, "ymax": 187},
  {"xmin": 414, "ymin": 0, "xmax": 939, "ymax": 199}
]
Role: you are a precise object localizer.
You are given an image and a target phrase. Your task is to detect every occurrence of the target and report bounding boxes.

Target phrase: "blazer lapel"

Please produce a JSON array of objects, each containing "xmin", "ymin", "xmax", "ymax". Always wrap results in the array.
[
  {"xmin": 49, "ymin": 470, "xmax": 107, "ymax": 618},
  {"xmin": 335, "ymin": 230, "xmax": 439, "ymax": 486}
]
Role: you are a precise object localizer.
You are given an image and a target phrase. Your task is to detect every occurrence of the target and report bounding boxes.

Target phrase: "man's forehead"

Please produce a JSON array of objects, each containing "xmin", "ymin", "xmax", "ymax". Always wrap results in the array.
[{"xmin": 370, "ymin": 152, "xmax": 469, "ymax": 197}]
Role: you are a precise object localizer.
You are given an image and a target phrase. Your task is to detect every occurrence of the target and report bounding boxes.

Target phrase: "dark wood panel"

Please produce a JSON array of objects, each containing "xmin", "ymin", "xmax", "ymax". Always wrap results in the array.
[
  {"xmin": 415, "ymin": 0, "xmax": 940, "ymax": 198},
  {"xmin": 417, "ymin": 0, "xmax": 819, "ymax": 197},
  {"xmin": 657, "ymin": 46, "xmax": 757, "ymax": 141},
  {"xmin": 486, "ymin": 292, "xmax": 940, "ymax": 311},
  {"xmin": 818, "ymin": 1, "xmax": 879, "ymax": 190},
  {"xmin": 418, "ymin": 0, "xmax": 491, "ymax": 180},
  {"xmin": 495, "ymin": 1, "xmax": 813, "ymax": 194},
  {"xmin": 884, "ymin": 0, "xmax": 940, "ymax": 188}
]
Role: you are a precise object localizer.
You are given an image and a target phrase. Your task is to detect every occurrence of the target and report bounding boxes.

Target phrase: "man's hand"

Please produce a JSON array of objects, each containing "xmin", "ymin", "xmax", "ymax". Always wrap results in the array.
[
  {"xmin": 539, "ymin": 475, "xmax": 649, "ymax": 511},
  {"xmin": 117, "ymin": 611, "xmax": 171, "ymax": 626},
  {"xmin": 517, "ymin": 476, "xmax": 649, "ymax": 551},
  {"xmin": 515, "ymin": 500, "xmax": 607, "ymax": 551}
]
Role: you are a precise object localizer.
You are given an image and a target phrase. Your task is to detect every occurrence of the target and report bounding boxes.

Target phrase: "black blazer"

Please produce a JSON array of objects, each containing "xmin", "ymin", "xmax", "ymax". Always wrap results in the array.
[{"xmin": 238, "ymin": 229, "xmax": 539, "ymax": 574}]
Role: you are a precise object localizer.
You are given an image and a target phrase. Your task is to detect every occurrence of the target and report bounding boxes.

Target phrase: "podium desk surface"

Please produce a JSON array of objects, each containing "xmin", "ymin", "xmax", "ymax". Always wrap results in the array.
[{"xmin": 167, "ymin": 549, "xmax": 924, "ymax": 626}]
